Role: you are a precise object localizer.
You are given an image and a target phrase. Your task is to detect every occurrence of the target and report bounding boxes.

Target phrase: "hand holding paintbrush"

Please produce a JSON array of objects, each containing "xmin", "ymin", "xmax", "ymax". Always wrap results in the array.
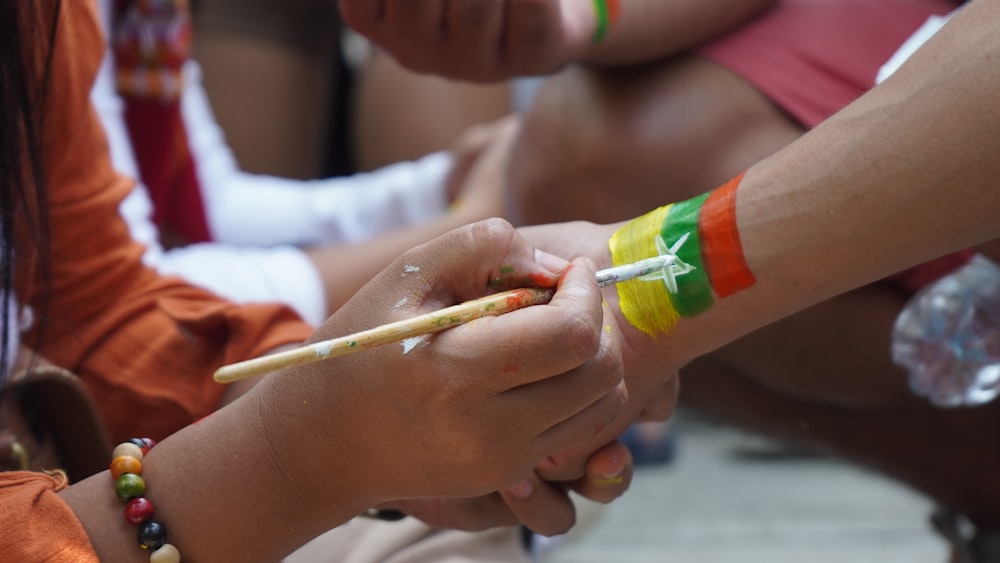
[{"xmin": 214, "ymin": 255, "xmax": 673, "ymax": 383}]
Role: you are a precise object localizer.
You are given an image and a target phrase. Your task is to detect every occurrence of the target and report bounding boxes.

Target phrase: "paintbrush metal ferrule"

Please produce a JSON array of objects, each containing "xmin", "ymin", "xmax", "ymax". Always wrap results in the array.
[{"xmin": 595, "ymin": 255, "xmax": 674, "ymax": 287}]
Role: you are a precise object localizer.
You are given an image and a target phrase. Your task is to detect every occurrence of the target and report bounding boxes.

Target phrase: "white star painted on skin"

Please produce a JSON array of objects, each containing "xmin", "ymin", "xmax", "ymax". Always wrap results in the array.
[{"xmin": 638, "ymin": 232, "xmax": 696, "ymax": 294}]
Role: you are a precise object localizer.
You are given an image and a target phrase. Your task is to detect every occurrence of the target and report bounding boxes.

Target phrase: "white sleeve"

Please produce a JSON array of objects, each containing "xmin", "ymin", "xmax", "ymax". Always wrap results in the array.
[
  {"xmin": 152, "ymin": 244, "xmax": 328, "ymax": 328},
  {"xmin": 90, "ymin": 11, "xmax": 326, "ymax": 325},
  {"xmin": 180, "ymin": 61, "xmax": 453, "ymax": 247},
  {"xmin": 876, "ymin": 11, "xmax": 957, "ymax": 84},
  {"xmin": 91, "ymin": 7, "xmax": 165, "ymax": 267}
]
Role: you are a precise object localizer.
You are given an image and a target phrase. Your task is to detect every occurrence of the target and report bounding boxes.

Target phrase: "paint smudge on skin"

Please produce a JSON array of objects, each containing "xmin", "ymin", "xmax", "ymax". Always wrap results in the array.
[
  {"xmin": 591, "ymin": 475, "xmax": 625, "ymax": 487},
  {"xmin": 393, "ymin": 297, "xmax": 408, "ymax": 311},
  {"xmin": 608, "ymin": 172, "xmax": 755, "ymax": 336},
  {"xmin": 402, "ymin": 264, "xmax": 421, "ymax": 276},
  {"xmin": 401, "ymin": 335, "xmax": 428, "ymax": 354},
  {"xmin": 488, "ymin": 265, "xmax": 554, "ymax": 290}
]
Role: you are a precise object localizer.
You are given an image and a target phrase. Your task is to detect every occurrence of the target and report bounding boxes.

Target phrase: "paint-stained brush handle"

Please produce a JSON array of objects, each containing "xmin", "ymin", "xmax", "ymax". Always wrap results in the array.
[
  {"xmin": 213, "ymin": 255, "xmax": 675, "ymax": 384},
  {"xmin": 213, "ymin": 287, "xmax": 555, "ymax": 383}
]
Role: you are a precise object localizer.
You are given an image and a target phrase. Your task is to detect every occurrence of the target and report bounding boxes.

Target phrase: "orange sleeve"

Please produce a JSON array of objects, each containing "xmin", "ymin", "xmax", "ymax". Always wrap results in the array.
[
  {"xmin": 17, "ymin": 0, "xmax": 314, "ymax": 442},
  {"xmin": 0, "ymin": 472, "xmax": 98, "ymax": 562}
]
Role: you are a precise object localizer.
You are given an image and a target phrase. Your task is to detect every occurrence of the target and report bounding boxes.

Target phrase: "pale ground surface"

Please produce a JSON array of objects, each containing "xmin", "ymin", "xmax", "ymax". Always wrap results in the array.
[{"xmin": 538, "ymin": 412, "xmax": 950, "ymax": 563}]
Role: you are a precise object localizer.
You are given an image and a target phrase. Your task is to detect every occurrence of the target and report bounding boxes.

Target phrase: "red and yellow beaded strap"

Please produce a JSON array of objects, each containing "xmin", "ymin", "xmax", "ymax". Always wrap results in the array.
[
  {"xmin": 608, "ymin": 172, "xmax": 756, "ymax": 336},
  {"xmin": 111, "ymin": 438, "xmax": 181, "ymax": 563},
  {"xmin": 592, "ymin": 0, "xmax": 622, "ymax": 43}
]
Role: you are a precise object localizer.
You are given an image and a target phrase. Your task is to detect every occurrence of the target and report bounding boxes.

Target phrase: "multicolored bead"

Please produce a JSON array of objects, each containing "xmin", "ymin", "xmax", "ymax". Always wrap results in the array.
[
  {"xmin": 124, "ymin": 497, "xmax": 155, "ymax": 525},
  {"xmin": 115, "ymin": 473, "xmax": 146, "ymax": 502},
  {"xmin": 138, "ymin": 520, "xmax": 168, "ymax": 551},
  {"xmin": 111, "ymin": 455, "xmax": 143, "ymax": 480},
  {"xmin": 150, "ymin": 543, "xmax": 181, "ymax": 563}
]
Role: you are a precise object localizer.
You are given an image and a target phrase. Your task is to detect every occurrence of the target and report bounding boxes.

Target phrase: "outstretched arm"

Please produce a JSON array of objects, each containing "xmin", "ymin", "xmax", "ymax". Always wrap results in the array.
[{"xmin": 522, "ymin": 0, "xmax": 1000, "ymax": 477}]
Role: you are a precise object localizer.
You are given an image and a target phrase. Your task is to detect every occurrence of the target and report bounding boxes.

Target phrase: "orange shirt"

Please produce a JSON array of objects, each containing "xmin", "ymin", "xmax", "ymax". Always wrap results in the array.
[
  {"xmin": 0, "ymin": 472, "xmax": 97, "ymax": 562},
  {"xmin": 17, "ymin": 0, "xmax": 313, "ymax": 443},
  {"xmin": 3, "ymin": 0, "xmax": 313, "ymax": 558}
]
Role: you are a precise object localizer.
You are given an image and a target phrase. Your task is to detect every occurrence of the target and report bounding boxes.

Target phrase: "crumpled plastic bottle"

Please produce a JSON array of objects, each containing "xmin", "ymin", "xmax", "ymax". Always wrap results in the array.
[{"xmin": 891, "ymin": 254, "xmax": 1000, "ymax": 407}]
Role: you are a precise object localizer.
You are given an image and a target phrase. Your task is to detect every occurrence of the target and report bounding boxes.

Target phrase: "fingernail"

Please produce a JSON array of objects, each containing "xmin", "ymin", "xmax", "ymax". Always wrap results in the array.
[
  {"xmin": 591, "ymin": 475, "xmax": 625, "ymax": 487},
  {"xmin": 507, "ymin": 479, "xmax": 534, "ymax": 499},
  {"xmin": 534, "ymin": 248, "xmax": 570, "ymax": 275},
  {"xmin": 593, "ymin": 447, "xmax": 626, "ymax": 482},
  {"xmin": 598, "ymin": 462, "xmax": 624, "ymax": 481}
]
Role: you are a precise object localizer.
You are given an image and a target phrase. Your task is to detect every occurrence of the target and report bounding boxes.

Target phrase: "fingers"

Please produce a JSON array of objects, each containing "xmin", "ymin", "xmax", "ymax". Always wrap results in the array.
[
  {"xmin": 638, "ymin": 377, "xmax": 681, "ymax": 422},
  {"xmin": 298, "ymin": 219, "xmax": 626, "ymax": 499},
  {"xmin": 499, "ymin": 442, "xmax": 632, "ymax": 536},
  {"xmin": 501, "ymin": 0, "xmax": 565, "ymax": 76},
  {"xmin": 567, "ymin": 441, "xmax": 633, "ymax": 504},
  {"xmin": 500, "ymin": 472, "xmax": 576, "ymax": 536},
  {"xmin": 343, "ymin": 0, "xmax": 582, "ymax": 81},
  {"xmin": 443, "ymin": 256, "xmax": 607, "ymax": 390},
  {"xmin": 448, "ymin": 116, "xmax": 520, "ymax": 214},
  {"xmin": 444, "ymin": 122, "xmax": 498, "ymax": 203},
  {"xmin": 535, "ymin": 383, "xmax": 676, "ymax": 482},
  {"xmin": 435, "ymin": 245, "xmax": 625, "ymax": 449},
  {"xmin": 381, "ymin": 0, "xmax": 447, "ymax": 70},
  {"xmin": 442, "ymin": 0, "xmax": 508, "ymax": 78}
]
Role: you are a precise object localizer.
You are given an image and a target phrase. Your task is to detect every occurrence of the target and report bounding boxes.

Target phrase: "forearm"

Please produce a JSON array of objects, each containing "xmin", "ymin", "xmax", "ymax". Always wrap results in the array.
[
  {"xmin": 737, "ymin": 0, "xmax": 1000, "ymax": 320},
  {"xmin": 611, "ymin": 0, "xmax": 1000, "ymax": 364},
  {"xmin": 578, "ymin": 0, "xmax": 777, "ymax": 66},
  {"xmin": 59, "ymin": 393, "xmax": 370, "ymax": 562}
]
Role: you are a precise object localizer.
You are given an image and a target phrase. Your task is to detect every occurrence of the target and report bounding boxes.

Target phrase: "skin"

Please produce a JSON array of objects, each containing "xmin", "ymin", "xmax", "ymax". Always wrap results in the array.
[
  {"xmin": 512, "ymin": 0, "xmax": 1000, "ymax": 532},
  {"xmin": 350, "ymin": 49, "xmax": 512, "ymax": 171},
  {"xmin": 60, "ymin": 220, "xmax": 629, "ymax": 562},
  {"xmin": 194, "ymin": 0, "xmax": 342, "ymax": 178},
  {"xmin": 338, "ymin": 0, "xmax": 776, "ymax": 81},
  {"xmin": 349, "ymin": 0, "xmax": 777, "ymax": 168},
  {"xmin": 303, "ymin": 117, "xmax": 518, "ymax": 317}
]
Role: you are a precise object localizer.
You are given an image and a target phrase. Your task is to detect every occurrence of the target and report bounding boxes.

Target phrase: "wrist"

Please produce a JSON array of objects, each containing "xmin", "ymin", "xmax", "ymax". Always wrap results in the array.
[
  {"xmin": 576, "ymin": 0, "xmax": 623, "ymax": 63},
  {"xmin": 247, "ymin": 375, "xmax": 380, "ymax": 515},
  {"xmin": 133, "ymin": 388, "xmax": 375, "ymax": 561}
]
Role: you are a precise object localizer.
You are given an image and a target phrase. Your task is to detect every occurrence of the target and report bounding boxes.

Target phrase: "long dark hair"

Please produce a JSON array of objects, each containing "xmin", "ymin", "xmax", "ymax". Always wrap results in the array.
[{"xmin": 0, "ymin": 0, "xmax": 59, "ymax": 387}]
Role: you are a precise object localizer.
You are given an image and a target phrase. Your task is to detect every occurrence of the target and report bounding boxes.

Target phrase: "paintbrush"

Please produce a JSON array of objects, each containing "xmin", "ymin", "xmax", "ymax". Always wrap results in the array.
[{"xmin": 213, "ymin": 255, "xmax": 674, "ymax": 383}]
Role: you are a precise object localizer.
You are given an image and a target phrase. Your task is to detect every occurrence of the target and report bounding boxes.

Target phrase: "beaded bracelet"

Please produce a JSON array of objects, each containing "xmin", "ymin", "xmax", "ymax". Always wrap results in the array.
[{"xmin": 110, "ymin": 438, "xmax": 181, "ymax": 563}]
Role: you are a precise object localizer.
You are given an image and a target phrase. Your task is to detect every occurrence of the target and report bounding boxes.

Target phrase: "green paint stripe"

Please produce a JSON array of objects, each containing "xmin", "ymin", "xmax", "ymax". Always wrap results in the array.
[
  {"xmin": 661, "ymin": 193, "xmax": 715, "ymax": 316},
  {"xmin": 592, "ymin": 0, "xmax": 610, "ymax": 43}
]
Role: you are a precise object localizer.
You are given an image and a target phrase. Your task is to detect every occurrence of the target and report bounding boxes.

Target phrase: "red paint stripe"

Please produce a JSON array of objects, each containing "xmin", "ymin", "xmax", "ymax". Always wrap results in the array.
[
  {"xmin": 698, "ymin": 172, "xmax": 756, "ymax": 297},
  {"xmin": 606, "ymin": 0, "xmax": 622, "ymax": 25}
]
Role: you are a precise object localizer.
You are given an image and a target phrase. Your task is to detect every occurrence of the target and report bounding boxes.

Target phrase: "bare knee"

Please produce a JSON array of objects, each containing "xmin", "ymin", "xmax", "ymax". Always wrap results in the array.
[
  {"xmin": 507, "ymin": 56, "xmax": 806, "ymax": 226},
  {"xmin": 508, "ymin": 65, "xmax": 677, "ymax": 226}
]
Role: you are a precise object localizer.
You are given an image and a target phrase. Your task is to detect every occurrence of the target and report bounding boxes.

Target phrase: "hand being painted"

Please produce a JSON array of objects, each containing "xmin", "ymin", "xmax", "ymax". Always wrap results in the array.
[
  {"xmin": 338, "ymin": 0, "xmax": 600, "ymax": 81},
  {"xmin": 259, "ymin": 218, "xmax": 627, "ymax": 505},
  {"xmin": 519, "ymin": 173, "xmax": 758, "ymax": 481},
  {"xmin": 516, "ymin": 221, "xmax": 683, "ymax": 480}
]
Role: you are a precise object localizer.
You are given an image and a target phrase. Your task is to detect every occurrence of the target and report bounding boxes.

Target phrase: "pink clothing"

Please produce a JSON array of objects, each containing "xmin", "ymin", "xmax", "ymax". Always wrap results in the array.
[
  {"xmin": 701, "ymin": 0, "xmax": 968, "ymax": 288},
  {"xmin": 700, "ymin": 0, "xmax": 961, "ymax": 128}
]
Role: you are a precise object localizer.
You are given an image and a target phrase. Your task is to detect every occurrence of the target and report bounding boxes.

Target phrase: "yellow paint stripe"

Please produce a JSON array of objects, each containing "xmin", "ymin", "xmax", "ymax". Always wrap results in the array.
[{"xmin": 608, "ymin": 205, "xmax": 680, "ymax": 336}]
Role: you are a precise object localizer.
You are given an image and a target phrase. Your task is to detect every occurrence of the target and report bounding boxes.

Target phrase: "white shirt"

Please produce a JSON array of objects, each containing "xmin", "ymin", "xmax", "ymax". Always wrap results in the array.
[{"xmin": 92, "ymin": 0, "xmax": 452, "ymax": 327}]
